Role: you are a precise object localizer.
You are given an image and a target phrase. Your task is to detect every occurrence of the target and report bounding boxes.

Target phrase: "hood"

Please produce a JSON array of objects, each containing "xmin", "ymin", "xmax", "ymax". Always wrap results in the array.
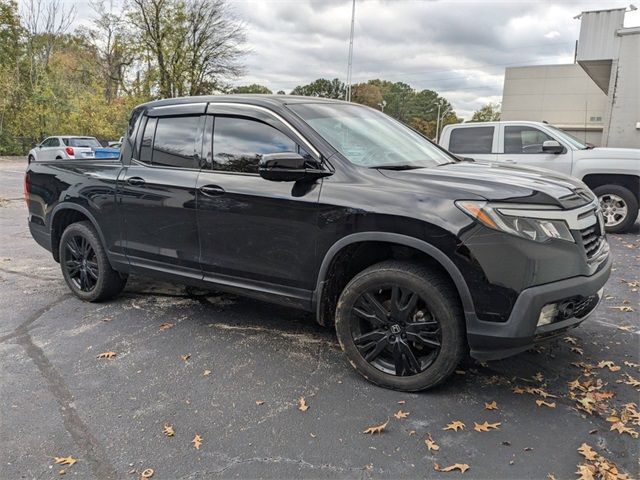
[
  {"xmin": 378, "ymin": 161, "xmax": 594, "ymax": 209},
  {"xmin": 576, "ymin": 147, "xmax": 640, "ymax": 160}
]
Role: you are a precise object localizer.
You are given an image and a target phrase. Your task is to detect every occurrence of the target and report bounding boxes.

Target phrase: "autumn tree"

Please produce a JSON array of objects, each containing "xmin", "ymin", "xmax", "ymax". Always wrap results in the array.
[{"xmin": 470, "ymin": 102, "xmax": 501, "ymax": 122}]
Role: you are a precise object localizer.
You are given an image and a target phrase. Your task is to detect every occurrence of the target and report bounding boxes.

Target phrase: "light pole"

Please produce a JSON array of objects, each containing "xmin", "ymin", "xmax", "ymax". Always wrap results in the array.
[
  {"xmin": 378, "ymin": 100, "xmax": 386, "ymax": 113},
  {"xmin": 346, "ymin": 0, "xmax": 356, "ymax": 102}
]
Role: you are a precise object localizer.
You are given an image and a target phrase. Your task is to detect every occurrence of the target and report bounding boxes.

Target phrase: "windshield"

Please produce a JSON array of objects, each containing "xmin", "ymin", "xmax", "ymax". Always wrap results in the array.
[
  {"xmin": 546, "ymin": 125, "xmax": 589, "ymax": 150},
  {"xmin": 64, "ymin": 137, "xmax": 101, "ymax": 148},
  {"xmin": 288, "ymin": 103, "xmax": 455, "ymax": 168}
]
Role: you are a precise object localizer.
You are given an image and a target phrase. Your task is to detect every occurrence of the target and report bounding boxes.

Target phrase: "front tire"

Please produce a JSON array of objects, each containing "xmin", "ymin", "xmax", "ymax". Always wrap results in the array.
[
  {"xmin": 594, "ymin": 184, "xmax": 638, "ymax": 234},
  {"xmin": 59, "ymin": 221, "xmax": 127, "ymax": 302},
  {"xmin": 335, "ymin": 260, "xmax": 465, "ymax": 391}
]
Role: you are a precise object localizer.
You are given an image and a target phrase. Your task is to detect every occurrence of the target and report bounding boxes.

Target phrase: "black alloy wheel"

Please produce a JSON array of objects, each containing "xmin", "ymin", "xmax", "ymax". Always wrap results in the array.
[
  {"xmin": 59, "ymin": 221, "xmax": 127, "ymax": 302},
  {"xmin": 351, "ymin": 285, "xmax": 441, "ymax": 376},
  {"xmin": 64, "ymin": 234, "xmax": 99, "ymax": 292},
  {"xmin": 335, "ymin": 260, "xmax": 465, "ymax": 391}
]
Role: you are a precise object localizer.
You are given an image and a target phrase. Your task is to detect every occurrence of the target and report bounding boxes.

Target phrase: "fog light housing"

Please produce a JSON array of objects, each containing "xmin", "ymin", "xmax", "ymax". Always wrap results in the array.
[{"xmin": 537, "ymin": 303, "xmax": 558, "ymax": 326}]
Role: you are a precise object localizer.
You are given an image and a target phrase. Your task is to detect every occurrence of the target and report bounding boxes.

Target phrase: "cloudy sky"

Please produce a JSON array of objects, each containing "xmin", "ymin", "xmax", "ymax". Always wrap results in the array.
[{"xmin": 61, "ymin": 0, "xmax": 639, "ymax": 118}]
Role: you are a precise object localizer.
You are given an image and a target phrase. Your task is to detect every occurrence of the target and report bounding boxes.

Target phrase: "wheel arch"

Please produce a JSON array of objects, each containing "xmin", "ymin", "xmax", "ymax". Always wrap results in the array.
[
  {"xmin": 582, "ymin": 173, "xmax": 640, "ymax": 202},
  {"xmin": 312, "ymin": 232, "xmax": 476, "ymax": 328},
  {"xmin": 50, "ymin": 203, "xmax": 107, "ymax": 262}
]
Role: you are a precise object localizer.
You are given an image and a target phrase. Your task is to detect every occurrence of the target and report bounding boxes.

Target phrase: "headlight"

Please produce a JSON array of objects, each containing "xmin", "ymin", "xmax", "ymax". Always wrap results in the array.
[{"xmin": 456, "ymin": 200, "xmax": 574, "ymax": 243}]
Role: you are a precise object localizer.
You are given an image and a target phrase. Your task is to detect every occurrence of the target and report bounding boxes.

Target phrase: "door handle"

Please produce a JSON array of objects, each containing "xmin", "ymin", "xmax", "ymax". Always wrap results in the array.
[
  {"xmin": 126, "ymin": 176, "xmax": 145, "ymax": 186},
  {"xmin": 199, "ymin": 185, "xmax": 225, "ymax": 196}
]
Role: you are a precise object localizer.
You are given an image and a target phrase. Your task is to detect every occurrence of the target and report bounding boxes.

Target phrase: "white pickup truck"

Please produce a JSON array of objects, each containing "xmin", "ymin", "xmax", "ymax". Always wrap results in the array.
[{"xmin": 439, "ymin": 121, "xmax": 640, "ymax": 233}]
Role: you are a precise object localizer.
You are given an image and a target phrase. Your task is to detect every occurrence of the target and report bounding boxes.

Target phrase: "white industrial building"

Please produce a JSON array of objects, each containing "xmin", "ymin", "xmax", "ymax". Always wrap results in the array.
[{"xmin": 502, "ymin": 7, "xmax": 639, "ymax": 148}]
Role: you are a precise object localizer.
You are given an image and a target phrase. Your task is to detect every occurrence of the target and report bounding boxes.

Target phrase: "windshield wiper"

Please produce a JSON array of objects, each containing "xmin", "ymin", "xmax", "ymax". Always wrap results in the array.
[{"xmin": 369, "ymin": 164, "xmax": 424, "ymax": 171}]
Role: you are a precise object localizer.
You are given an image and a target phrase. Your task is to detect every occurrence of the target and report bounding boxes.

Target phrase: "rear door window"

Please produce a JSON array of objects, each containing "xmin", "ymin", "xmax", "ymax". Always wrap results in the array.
[
  {"xmin": 152, "ymin": 116, "xmax": 201, "ymax": 169},
  {"xmin": 448, "ymin": 127, "xmax": 494, "ymax": 154}
]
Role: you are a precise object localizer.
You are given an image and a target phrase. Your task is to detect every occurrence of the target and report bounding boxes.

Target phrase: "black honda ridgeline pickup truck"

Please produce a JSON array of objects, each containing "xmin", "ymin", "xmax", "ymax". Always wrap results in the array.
[{"xmin": 25, "ymin": 95, "xmax": 612, "ymax": 391}]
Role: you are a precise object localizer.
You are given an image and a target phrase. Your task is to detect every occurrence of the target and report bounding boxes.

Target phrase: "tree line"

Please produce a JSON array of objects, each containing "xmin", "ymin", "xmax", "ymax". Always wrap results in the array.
[{"xmin": 0, "ymin": 0, "xmax": 498, "ymax": 155}]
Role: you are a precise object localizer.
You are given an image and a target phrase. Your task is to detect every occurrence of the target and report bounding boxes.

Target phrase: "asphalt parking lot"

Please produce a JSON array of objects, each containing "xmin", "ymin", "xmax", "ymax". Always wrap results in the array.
[{"xmin": 1, "ymin": 156, "xmax": 638, "ymax": 479}]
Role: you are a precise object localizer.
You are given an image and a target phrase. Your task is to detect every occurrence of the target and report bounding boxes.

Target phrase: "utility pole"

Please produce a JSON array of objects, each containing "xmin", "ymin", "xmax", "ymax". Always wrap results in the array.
[
  {"xmin": 346, "ymin": 0, "xmax": 356, "ymax": 102},
  {"xmin": 435, "ymin": 104, "xmax": 441, "ymax": 143}
]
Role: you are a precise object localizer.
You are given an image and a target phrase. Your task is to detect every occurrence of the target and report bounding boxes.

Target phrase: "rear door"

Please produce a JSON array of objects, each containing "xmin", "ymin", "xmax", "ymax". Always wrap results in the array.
[
  {"xmin": 196, "ymin": 105, "xmax": 323, "ymax": 303},
  {"xmin": 118, "ymin": 109, "xmax": 205, "ymax": 280},
  {"xmin": 39, "ymin": 137, "xmax": 59, "ymax": 161},
  {"xmin": 499, "ymin": 124, "xmax": 573, "ymax": 174},
  {"xmin": 446, "ymin": 125, "xmax": 497, "ymax": 161}
]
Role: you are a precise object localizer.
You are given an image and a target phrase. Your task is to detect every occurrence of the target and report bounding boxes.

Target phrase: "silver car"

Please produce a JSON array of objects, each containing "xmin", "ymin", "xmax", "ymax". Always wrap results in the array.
[{"xmin": 27, "ymin": 136, "xmax": 101, "ymax": 163}]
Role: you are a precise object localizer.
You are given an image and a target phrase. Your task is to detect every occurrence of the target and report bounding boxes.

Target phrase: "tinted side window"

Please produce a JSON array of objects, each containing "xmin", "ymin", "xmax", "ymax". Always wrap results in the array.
[
  {"xmin": 139, "ymin": 117, "xmax": 157, "ymax": 164},
  {"xmin": 50, "ymin": 138, "xmax": 60, "ymax": 147},
  {"xmin": 449, "ymin": 127, "xmax": 494, "ymax": 154},
  {"xmin": 152, "ymin": 116, "xmax": 201, "ymax": 169},
  {"xmin": 504, "ymin": 126, "xmax": 554, "ymax": 154},
  {"xmin": 41, "ymin": 138, "xmax": 52, "ymax": 147},
  {"xmin": 213, "ymin": 117, "xmax": 298, "ymax": 174}
]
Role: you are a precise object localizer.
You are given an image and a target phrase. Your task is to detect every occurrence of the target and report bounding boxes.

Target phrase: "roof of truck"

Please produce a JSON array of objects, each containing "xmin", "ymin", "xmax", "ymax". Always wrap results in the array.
[{"xmin": 138, "ymin": 94, "xmax": 349, "ymax": 110}]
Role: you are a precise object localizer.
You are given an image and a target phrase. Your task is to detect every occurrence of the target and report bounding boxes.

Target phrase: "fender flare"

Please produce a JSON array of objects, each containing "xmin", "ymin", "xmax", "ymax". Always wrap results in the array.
[
  {"xmin": 313, "ymin": 232, "xmax": 477, "ymax": 324},
  {"xmin": 50, "ymin": 203, "xmax": 109, "ymax": 257}
]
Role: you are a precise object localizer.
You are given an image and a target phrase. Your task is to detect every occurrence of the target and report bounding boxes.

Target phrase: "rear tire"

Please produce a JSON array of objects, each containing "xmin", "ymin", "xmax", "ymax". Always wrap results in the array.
[
  {"xmin": 335, "ymin": 260, "xmax": 465, "ymax": 391},
  {"xmin": 594, "ymin": 184, "xmax": 638, "ymax": 234},
  {"xmin": 59, "ymin": 221, "xmax": 127, "ymax": 302}
]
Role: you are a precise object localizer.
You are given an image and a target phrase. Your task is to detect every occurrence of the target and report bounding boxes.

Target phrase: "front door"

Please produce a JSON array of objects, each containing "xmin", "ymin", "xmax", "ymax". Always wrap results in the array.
[
  {"xmin": 196, "ymin": 109, "xmax": 323, "ymax": 301},
  {"xmin": 499, "ymin": 125, "xmax": 573, "ymax": 174},
  {"xmin": 118, "ymin": 114, "xmax": 204, "ymax": 279}
]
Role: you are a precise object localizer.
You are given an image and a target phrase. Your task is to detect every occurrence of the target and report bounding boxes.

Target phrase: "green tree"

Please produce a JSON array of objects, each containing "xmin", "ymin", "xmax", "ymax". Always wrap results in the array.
[
  {"xmin": 470, "ymin": 103, "xmax": 501, "ymax": 122},
  {"xmin": 290, "ymin": 78, "xmax": 345, "ymax": 99},
  {"xmin": 230, "ymin": 84, "xmax": 272, "ymax": 94}
]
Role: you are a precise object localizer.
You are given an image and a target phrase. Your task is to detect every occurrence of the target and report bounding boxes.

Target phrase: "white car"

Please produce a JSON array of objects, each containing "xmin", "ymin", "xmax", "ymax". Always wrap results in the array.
[
  {"xmin": 439, "ymin": 121, "xmax": 640, "ymax": 233},
  {"xmin": 27, "ymin": 136, "xmax": 102, "ymax": 163}
]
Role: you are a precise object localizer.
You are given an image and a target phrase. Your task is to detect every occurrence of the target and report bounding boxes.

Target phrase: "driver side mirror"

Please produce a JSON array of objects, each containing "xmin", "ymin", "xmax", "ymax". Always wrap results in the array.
[
  {"xmin": 542, "ymin": 140, "xmax": 564, "ymax": 154},
  {"xmin": 258, "ymin": 152, "xmax": 331, "ymax": 182}
]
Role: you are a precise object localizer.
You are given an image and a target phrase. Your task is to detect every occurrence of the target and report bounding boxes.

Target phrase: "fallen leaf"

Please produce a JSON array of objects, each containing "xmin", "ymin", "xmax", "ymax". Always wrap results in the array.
[
  {"xmin": 623, "ymin": 361, "xmax": 640, "ymax": 368},
  {"xmin": 140, "ymin": 468, "xmax": 154, "ymax": 478},
  {"xmin": 443, "ymin": 420, "xmax": 465, "ymax": 431},
  {"xmin": 473, "ymin": 421, "xmax": 501, "ymax": 432},
  {"xmin": 619, "ymin": 374, "xmax": 640, "ymax": 389},
  {"xmin": 564, "ymin": 336, "xmax": 578, "ymax": 345},
  {"xmin": 536, "ymin": 400, "xmax": 556, "ymax": 408},
  {"xmin": 484, "ymin": 401, "xmax": 498, "ymax": 410},
  {"xmin": 597, "ymin": 360, "xmax": 621, "ymax": 372},
  {"xmin": 394, "ymin": 410, "xmax": 409, "ymax": 419},
  {"xmin": 53, "ymin": 457, "xmax": 77, "ymax": 467},
  {"xmin": 434, "ymin": 463, "xmax": 470, "ymax": 474},
  {"xmin": 159, "ymin": 322, "xmax": 173, "ymax": 331},
  {"xmin": 397, "ymin": 400, "xmax": 406, "ymax": 404},
  {"xmin": 425, "ymin": 434, "xmax": 440, "ymax": 451},
  {"xmin": 576, "ymin": 464, "xmax": 596, "ymax": 480},
  {"xmin": 298, "ymin": 397, "xmax": 309, "ymax": 412},
  {"xmin": 203, "ymin": 370, "xmax": 211, "ymax": 376},
  {"xmin": 571, "ymin": 347, "xmax": 585, "ymax": 355},
  {"xmin": 512, "ymin": 386, "xmax": 526, "ymax": 394},
  {"xmin": 163, "ymin": 423, "xmax": 174, "ymax": 437},
  {"xmin": 534, "ymin": 372, "xmax": 544, "ymax": 382},
  {"xmin": 96, "ymin": 351, "xmax": 116, "ymax": 359},
  {"xmin": 578, "ymin": 443, "xmax": 598, "ymax": 461},
  {"xmin": 547, "ymin": 474, "xmax": 557, "ymax": 480},
  {"xmin": 363, "ymin": 419, "xmax": 388, "ymax": 434},
  {"xmin": 568, "ymin": 378, "xmax": 583, "ymax": 390},
  {"xmin": 610, "ymin": 306, "xmax": 634, "ymax": 312},
  {"xmin": 610, "ymin": 422, "xmax": 639, "ymax": 438},
  {"xmin": 617, "ymin": 325, "xmax": 635, "ymax": 332},
  {"xmin": 255, "ymin": 400, "xmax": 265, "ymax": 406},
  {"xmin": 408, "ymin": 430, "xmax": 416, "ymax": 436},
  {"xmin": 192, "ymin": 434, "xmax": 203, "ymax": 449}
]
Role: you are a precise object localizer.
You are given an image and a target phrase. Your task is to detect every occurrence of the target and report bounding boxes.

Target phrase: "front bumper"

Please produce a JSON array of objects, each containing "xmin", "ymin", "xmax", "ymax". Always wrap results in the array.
[{"xmin": 467, "ymin": 253, "xmax": 612, "ymax": 361}]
